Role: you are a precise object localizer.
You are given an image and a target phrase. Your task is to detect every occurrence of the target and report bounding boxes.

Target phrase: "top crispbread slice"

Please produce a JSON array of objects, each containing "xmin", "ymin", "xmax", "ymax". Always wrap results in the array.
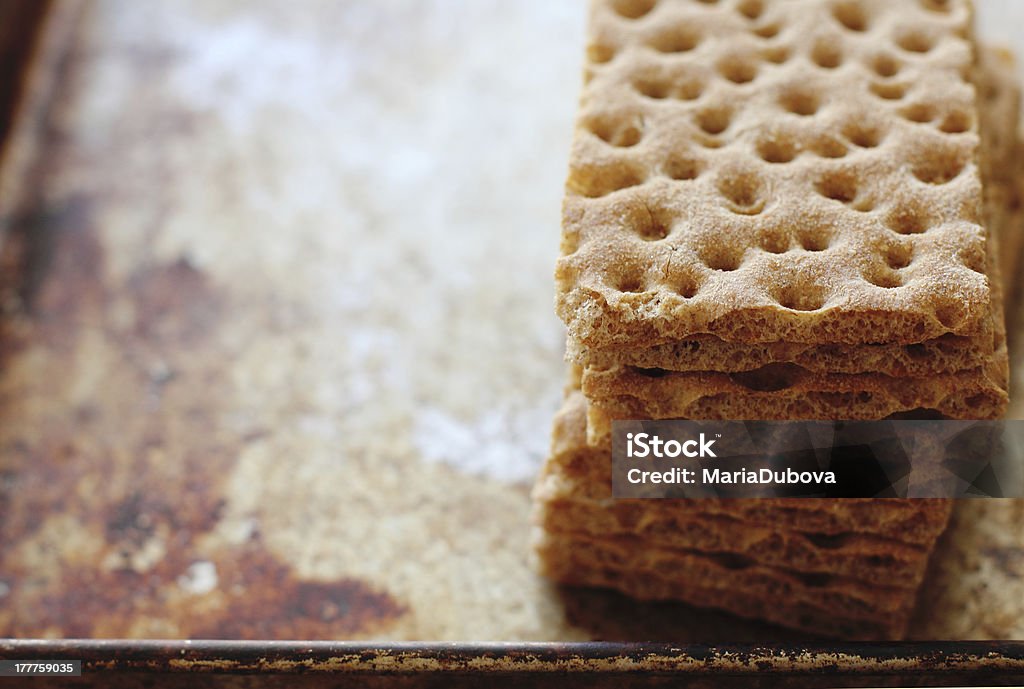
[{"xmin": 557, "ymin": 0, "xmax": 994, "ymax": 347}]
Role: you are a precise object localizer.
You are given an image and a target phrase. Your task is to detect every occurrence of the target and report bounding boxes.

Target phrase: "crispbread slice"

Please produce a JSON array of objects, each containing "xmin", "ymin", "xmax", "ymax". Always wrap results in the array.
[
  {"xmin": 533, "ymin": 528, "xmax": 915, "ymax": 639},
  {"xmin": 547, "ymin": 389, "xmax": 953, "ymax": 545},
  {"xmin": 563, "ymin": 40, "xmax": 1018, "ymax": 374},
  {"xmin": 581, "ymin": 359, "xmax": 1008, "ymax": 421},
  {"xmin": 534, "ymin": 472, "xmax": 933, "ymax": 586},
  {"xmin": 569, "ymin": 332, "xmax": 992, "ymax": 377},
  {"xmin": 557, "ymin": 0, "xmax": 993, "ymax": 349}
]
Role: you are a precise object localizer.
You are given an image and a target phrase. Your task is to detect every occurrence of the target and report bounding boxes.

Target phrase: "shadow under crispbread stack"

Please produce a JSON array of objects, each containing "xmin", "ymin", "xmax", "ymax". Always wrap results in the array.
[{"xmin": 532, "ymin": 0, "xmax": 1022, "ymax": 640}]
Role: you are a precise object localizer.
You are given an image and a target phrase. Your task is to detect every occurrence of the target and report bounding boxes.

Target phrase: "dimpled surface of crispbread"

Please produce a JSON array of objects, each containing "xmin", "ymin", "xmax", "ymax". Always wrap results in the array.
[{"xmin": 556, "ymin": 0, "xmax": 993, "ymax": 347}]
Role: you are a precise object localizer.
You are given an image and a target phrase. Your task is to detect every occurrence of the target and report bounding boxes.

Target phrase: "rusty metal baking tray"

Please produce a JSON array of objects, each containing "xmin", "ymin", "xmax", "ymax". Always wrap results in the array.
[{"xmin": 1, "ymin": 0, "xmax": 1024, "ymax": 685}]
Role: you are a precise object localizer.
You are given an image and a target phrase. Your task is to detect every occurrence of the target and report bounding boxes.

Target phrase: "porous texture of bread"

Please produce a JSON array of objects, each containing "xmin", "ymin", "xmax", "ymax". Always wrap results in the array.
[
  {"xmin": 569, "ymin": 331, "xmax": 993, "ymax": 376},
  {"xmin": 534, "ymin": 529, "xmax": 913, "ymax": 639},
  {"xmin": 581, "ymin": 358, "xmax": 1008, "ymax": 420},
  {"xmin": 557, "ymin": 0, "xmax": 994, "ymax": 348},
  {"xmin": 545, "ymin": 389, "xmax": 953, "ymax": 544},
  {"xmin": 530, "ymin": 387, "xmax": 951, "ymax": 638},
  {"xmin": 535, "ymin": 474, "xmax": 935, "ymax": 586}
]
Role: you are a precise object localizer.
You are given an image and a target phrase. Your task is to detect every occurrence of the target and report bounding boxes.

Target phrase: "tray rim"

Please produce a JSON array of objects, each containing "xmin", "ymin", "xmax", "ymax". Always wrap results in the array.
[{"xmin": 0, "ymin": 639, "xmax": 1023, "ymax": 676}]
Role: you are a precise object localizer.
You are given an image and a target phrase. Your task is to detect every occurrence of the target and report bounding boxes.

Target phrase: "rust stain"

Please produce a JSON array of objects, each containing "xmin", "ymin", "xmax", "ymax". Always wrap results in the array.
[
  {"xmin": 124, "ymin": 256, "xmax": 221, "ymax": 344},
  {"xmin": 0, "ymin": 191, "xmax": 405, "ymax": 639},
  {"xmin": 192, "ymin": 546, "xmax": 407, "ymax": 640}
]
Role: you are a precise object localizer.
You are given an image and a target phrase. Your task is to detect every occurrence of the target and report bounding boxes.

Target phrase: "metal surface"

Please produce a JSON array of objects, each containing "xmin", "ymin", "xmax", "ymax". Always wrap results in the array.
[
  {"xmin": 0, "ymin": 640, "xmax": 1023, "ymax": 687},
  {"xmin": 0, "ymin": 0, "xmax": 1024, "ymax": 682}
]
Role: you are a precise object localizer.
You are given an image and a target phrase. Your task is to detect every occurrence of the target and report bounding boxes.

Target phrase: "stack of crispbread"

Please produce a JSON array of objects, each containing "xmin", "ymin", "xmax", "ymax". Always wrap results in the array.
[{"xmin": 533, "ymin": 0, "xmax": 1020, "ymax": 639}]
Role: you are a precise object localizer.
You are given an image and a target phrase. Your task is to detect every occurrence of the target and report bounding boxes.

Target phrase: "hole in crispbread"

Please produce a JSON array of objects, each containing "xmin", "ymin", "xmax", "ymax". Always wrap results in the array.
[
  {"xmin": 737, "ymin": 0, "xmax": 764, "ymax": 20},
  {"xmin": 959, "ymin": 247, "xmax": 986, "ymax": 273},
  {"xmin": 586, "ymin": 115, "xmax": 644, "ymax": 147},
  {"xmin": 901, "ymin": 103, "xmax": 935, "ymax": 123},
  {"xmin": 811, "ymin": 136, "xmax": 848, "ymax": 158},
  {"xmin": 811, "ymin": 39, "xmax": 843, "ymax": 69},
  {"xmin": 864, "ymin": 268, "xmax": 903, "ymax": 289},
  {"xmin": 776, "ymin": 283, "xmax": 828, "ymax": 311},
  {"xmin": 588, "ymin": 43, "xmax": 616, "ymax": 64},
  {"xmin": 843, "ymin": 121, "xmax": 884, "ymax": 148},
  {"xmin": 635, "ymin": 367, "xmax": 668, "ymax": 378},
  {"xmin": 804, "ymin": 532, "xmax": 852, "ymax": 550},
  {"xmin": 617, "ymin": 274, "xmax": 646, "ymax": 293},
  {"xmin": 568, "ymin": 161, "xmax": 647, "ymax": 198},
  {"xmin": 730, "ymin": 363, "xmax": 804, "ymax": 392},
  {"xmin": 873, "ymin": 54, "xmax": 901, "ymax": 77},
  {"xmin": 636, "ymin": 204, "xmax": 674, "ymax": 241},
  {"xmin": 885, "ymin": 243, "xmax": 913, "ymax": 269},
  {"xmin": 758, "ymin": 134, "xmax": 798, "ymax": 163},
  {"xmin": 794, "ymin": 571, "xmax": 834, "ymax": 588},
  {"xmin": 710, "ymin": 553, "xmax": 753, "ymax": 571},
  {"xmin": 676, "ymin": 79, "xmax": 706, "ymax": 100},
  {"xmin": 700, "ymin": 244, "xmax": 744, "ymax": 272},
  {"xmin": 696, "ymin": 106, "xmax": 732, "ymax": 135},
  {"xmin": 816, "ymin": 169, "xmax": 858, "ymax": 204},
  {"xmin": 896, "ymin": 30, "xmax": 935, "ymax": 53},
  {"xmin": 718, "ymin": 56, "xmax": 759, "ymax": 84},
  {"xmin": 753, "ymin": 22, "xmax": 781, "ymax": 39},
  {"xmin": 934, "ymin": 303, "xmax": 965, "ymax": 329},
  {"xmin": 798, "ymin": 229, "xmax": 832, "ymax": 252},
  {"xmin": 650, "ymin": 27, "xmax": 700, "ymax": 53},
  {"xmin": 912, "ymin": 147, "xmax": 967, "ymax": 184},
  {"xmin": 869, "ymin": 82, "xmax": 907, "ymax": 100},
  {"xmin": 920, "ymin": 0, "xmax": 951, "ymax": 12},
  {"xmin": 718, "ymin": 170, "xmax": 766, "ymax": 214},
  {"xmin": 832, "ymin": 1, "xmax": 868, "ymax": 32},
  {"xmin": 663, "ymin": 154, "xmax": 702, "ymax": 180},
  {"xmin": 905, "ymin": 343, "xmax": 928, "ymax": 359},
  {"xmin": 634, "ymin": 77, "xmax": 669, "ymax": 99},
  {"xmin": 762, "ymin": 45, "xmax": 790, "ymax": 64},
  {"xmin": 885, "ymin": 205, "xmax": 929, "ymax": 235},
  {"xmin": 780, "ymin": 88, "xmax": 820, "ymax": 116},
  {"xmin": 674, "ymin": 272, "xmax": 703, "ymax": 298},
  {"xmin": 611, "ymin": 0, "xmax": 657, "ymax": 19},
  {"xmin": 636, "ymin": 71, "xmax": 705, "ymax": 100},
  {"xmin": 759, "ymin": 229, "xmax": 790, "ymax": 254},
  {"xmin": 939, "ymin": 111, "xmax": 971, "ymax": 133}
]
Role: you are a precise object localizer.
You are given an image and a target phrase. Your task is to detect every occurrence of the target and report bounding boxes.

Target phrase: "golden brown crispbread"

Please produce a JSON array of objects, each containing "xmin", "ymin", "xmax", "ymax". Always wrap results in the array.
[
  {"xmin": 533, "ymin": 529, "xmax": 916, "ymax": 638},
  {"xmin": 569, "ymin": 332, "xmax": 992, "ymax": 376},
  {"xmin": 544, "ymin": 389, "xmax": 953, "ymax": 545},
  {"xmin": 535, "ymin": 550, "xmax": 905, "ymax": 639},
  {"xmin": 534, "ymin": 476, "xmax": 934, "ymax": 586},
  {"xmin": 565, "ymin": 47, "xmax": 1019, "ymax": 375},
  {"xmin": 581, "ymin": 358, "xmax": 1008, "ymax": 421},
  {"xmin": 557, "ymin": 0, "xmax": 994, "ymax": 348}
]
